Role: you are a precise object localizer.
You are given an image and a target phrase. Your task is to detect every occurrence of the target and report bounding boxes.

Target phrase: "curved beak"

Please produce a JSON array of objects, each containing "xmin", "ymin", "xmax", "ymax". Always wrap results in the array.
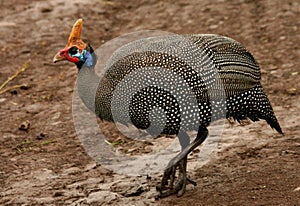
[{"xmin": 53, "ymin": 51, "xmax": 66, "ymax": 63}]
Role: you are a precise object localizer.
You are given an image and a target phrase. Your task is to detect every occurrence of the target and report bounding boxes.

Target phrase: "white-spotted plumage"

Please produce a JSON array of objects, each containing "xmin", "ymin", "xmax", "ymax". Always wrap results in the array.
[{"xmin": 90, "ymin": 34, "xmax": 282, "ymax": 135}]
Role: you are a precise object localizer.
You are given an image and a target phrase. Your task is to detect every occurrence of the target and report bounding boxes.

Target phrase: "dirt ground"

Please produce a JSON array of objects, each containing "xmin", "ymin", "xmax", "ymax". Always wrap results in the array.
[{"xmin": 0, "ymin": 0, "xmax": 299, "ymax": 205}]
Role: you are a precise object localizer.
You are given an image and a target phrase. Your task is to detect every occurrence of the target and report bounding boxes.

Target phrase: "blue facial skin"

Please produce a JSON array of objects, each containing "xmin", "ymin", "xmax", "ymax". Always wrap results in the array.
[
  {"xmin": 69, "ymin": 48, "xmax": 95, "ymax": 68},
  {"xmin": 82, "ymin": 51, "xmax": 94, "ymax": 67}
]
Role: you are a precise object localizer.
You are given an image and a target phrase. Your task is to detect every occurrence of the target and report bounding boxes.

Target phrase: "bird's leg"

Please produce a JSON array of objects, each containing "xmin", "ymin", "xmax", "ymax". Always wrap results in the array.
[
  {"xmin": 156, "ymin": 126, "xmax": 209, "ymax": 198},
  {"xmin": 168, "ymin": 126, "xmax": 208, "ymax": 169},
  {"xmin": 173, "ymin": 155, "xmax": 188, "ymax": 197}
]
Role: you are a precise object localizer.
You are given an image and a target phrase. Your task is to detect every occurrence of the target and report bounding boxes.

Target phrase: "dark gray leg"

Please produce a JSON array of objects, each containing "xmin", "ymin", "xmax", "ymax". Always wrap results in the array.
[{"xmin": 156, "ymin": 126, "xmax": 209, "ymax": 198}]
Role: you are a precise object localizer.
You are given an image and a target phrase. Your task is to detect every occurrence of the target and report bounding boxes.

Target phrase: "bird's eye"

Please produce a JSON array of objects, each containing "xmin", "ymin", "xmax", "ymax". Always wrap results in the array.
[{"xmin": 69, "ymin": 46, "xmax": 78, "ymax": 55}]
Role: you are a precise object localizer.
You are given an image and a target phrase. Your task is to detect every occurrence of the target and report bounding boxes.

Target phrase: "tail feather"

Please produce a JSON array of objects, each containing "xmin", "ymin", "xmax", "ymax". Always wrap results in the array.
[
  {"xmin": 265, "ymin": 117, "xmax": 283, "ymax": 134},
  {"xmin": 227, "ymin": 84, "xmax": 283, "ymax": 134},
  {"xmin": 254, "ymin": 86, "xmax": 283, "ymax": 134}
]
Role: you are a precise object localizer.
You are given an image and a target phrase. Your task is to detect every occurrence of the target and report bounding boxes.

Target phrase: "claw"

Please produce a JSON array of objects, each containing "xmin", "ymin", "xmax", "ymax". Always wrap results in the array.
[
  {"xmin": 187, "ymin": 177, "xmax": 197, "ymax": 186},
  {"xmin": 156, "ymin": 156, "xmax": 195, "ymax": 198},
  {"xmin": 156, "ymin": 126, "xmax": 208, "ymax": 198}
]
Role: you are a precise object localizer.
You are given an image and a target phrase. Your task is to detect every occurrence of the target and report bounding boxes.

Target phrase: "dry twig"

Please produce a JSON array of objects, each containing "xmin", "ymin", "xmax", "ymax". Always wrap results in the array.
[
  {"xmin": 0, "ymin": 63, "xmax": 29, "ymax": 94},
  {"xmin": 0, "ymin": 84, "xmax": 28, "ymax": 95}
]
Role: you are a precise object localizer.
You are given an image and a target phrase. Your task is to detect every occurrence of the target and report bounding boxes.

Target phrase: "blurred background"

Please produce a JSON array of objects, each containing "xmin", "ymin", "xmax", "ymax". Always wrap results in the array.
[{"xmin": 0, "ymin": 0, "xmax": 299, "ymax": 205}]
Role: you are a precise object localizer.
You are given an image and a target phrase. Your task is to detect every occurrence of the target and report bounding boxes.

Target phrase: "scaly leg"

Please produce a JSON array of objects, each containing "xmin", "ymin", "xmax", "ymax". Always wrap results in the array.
[{"xmin": 156, "ymin": 126, "xmax": 209, "ymax": 198}]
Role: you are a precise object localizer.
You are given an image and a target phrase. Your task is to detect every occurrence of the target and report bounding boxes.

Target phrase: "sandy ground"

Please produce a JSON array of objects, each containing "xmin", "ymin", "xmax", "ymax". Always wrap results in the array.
[{"xmin": 0, "ymin": 0, "xmax": 299, "ymax": 205}]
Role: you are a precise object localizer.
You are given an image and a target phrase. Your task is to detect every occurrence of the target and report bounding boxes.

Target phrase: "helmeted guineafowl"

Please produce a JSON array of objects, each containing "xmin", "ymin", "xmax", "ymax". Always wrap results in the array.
[{"xmin": 53, "ymin": 19, "xmax": 283, "ymax": 197}]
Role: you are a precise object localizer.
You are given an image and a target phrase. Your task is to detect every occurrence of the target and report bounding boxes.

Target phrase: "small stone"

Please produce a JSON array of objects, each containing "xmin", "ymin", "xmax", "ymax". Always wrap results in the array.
[
  {"xmin": 192, "ymin": 148, "xmax": 200, "ymax": 154},
  {"xmin": 84, "ymin": 162, "xmax": 97, "ymax": 171},
  {"xmin": 53, "ymin": 191, "xmax": 64, "ymax": 197},
  {"xmin": 286, "ymin": 88, "xmax": 297, "ymax": 95},
  {"xmin": 19, "ymin": 120, "xmax": 30, "ymax": 131},
  {"xmin": 37, "ymin": 133, "xmax": 47, "ymax": 140},
  {"xmin": 293, "ymin": 187, "xmax": 300, "ymax": 192},
  {"xmin": 291, "ymin": 72, "xmax": 298, "ymax": 76},
  {"xmin": 279, "ymin": 36, "xmax": 286, "ymax": 40},
  {"xmin": 24, "ymin": 103, "xmax": 46, "ymax": 114},
  {"xmin": 41, "ymin": 7, "xmax": 53, "ymax": 13},
  {"xmin": 87, "ymin": 191, "xmax": 119, "ymax": 204},
  {"xmin": 10, "ymin": 90, "xmax": 18, "ymax": 95},
  {"xmin": 52, "ymin": 112, "xmax": 61, "ymax": 120},
  {"xmin": 66, "ymin": 87, "xmax": 73, "ymax": 93},
  {"xmin": 20, "ymin": 84, "xmax": 29, "ymax": 90},
  {"xmin": 209, "ymin": 24, "xmax": 218, "ymax": 29}
]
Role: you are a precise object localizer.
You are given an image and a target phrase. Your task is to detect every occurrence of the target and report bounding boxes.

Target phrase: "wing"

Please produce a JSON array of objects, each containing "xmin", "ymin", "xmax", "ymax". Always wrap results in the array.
[{"xmin": 187, "ymin": 34, "xmax": 261, "ymax": 97}]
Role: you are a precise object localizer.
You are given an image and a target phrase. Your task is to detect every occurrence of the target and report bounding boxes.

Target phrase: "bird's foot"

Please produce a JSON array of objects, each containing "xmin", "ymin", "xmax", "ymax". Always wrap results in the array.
[
  {"xmin": 156, "ymin": 127, "xmax": 208, "ymax": 198},
  {"xmin": 156, "ymin": 157, "xmax": 196, "ymax": 198}
]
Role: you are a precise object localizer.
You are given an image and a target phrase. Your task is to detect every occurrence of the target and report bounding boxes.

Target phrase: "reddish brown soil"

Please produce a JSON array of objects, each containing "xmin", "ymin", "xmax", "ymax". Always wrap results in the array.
[{"xmin": 0, "ymin": 0, "xmax": 299, "ymax": 205}]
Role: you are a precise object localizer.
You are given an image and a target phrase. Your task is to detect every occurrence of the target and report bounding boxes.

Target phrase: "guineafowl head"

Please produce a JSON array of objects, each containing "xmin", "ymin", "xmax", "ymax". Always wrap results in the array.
[{"xmin": 53, "ymin": 19, "xmax": 96, "ymax": 69}]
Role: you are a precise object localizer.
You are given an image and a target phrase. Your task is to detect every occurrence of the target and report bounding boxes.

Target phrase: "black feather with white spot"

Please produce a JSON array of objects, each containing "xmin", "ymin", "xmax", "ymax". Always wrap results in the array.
[{"xmin": 92, "ymin": 34, "xmax": 282, "ymax": 135}]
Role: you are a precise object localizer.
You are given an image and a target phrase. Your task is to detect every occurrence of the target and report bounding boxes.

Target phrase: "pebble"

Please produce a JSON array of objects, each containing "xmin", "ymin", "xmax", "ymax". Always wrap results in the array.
[
  {"xmin": 86, "ymin": 191, "xmax": 119, "ymax": 204},
  {"xmin": 286, "ymin": 88, "xmax": 297, "ymax": 95},
  {"xmin": 52, "ymin": 112, "xmax": 61, "ymax": 120},
  {"xmin": 24, "ymin": 103, "xmax": 45, "ymax": 114},
  {"xmin": 294, "ymin": 187, "xmax": 300, "ymax": 192},
  {"xmin": 84, "ymin": 162, "xmax": 97, "ymax": 171},
  {"xmin": 10, "ymin": 90, "xmax": 18, "ymax": 95},
  {"xmin": 19, "ymin": 120, "xmax": 30, "ymax": 131},
  {"xmin": 40, "ymin": 7, "xmax": 53, "ymax": 13},
  {"xmin": 37, "ymin": 133, "xmax": 47, "ymax": 140}
]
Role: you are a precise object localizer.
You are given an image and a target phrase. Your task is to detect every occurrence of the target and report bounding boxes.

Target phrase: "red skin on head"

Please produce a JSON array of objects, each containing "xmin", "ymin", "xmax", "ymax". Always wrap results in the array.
[{"xmin": 59, "ymin": 48, "xmax": 80, "ymax": 63}]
